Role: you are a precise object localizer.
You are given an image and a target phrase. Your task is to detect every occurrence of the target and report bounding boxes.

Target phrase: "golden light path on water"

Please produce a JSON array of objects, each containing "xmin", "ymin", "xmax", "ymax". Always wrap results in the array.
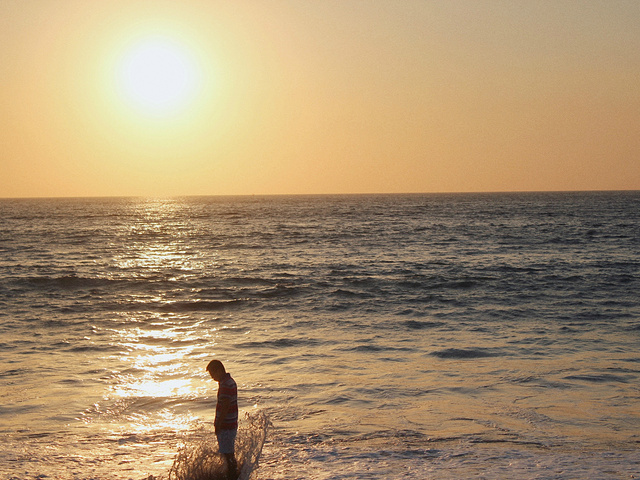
[
  {"xmin": 104, "ymin": 324, "xmax": 201, "ymax": 435},
  {"xmin": 97, "ymin": 204, "xmax": 224, "ymax": 437}
]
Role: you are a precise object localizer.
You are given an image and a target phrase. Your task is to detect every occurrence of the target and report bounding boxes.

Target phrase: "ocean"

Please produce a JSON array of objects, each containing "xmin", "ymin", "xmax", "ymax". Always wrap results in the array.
[{"xmin": 1, "ymin": 192, "xmax": 639, "ymax": 479}]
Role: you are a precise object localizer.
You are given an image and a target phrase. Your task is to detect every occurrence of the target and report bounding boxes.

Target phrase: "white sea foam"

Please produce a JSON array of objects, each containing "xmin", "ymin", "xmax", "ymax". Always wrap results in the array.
[{"xmin": 168, "ymin": 411, "xmax": 268, "ymax": 480}]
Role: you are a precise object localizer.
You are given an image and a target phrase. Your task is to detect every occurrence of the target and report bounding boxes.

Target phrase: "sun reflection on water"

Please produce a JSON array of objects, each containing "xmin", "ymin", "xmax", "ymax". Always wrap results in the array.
[
  {"xmin": 113, "ymin": 376, "xmax": 192, "ymax": 399},
  {"xmin": 109, "ymin": 199, "xmax": 220, "ymax": 281},
  {"xmin": 112, "ymin": 324, "xmax": 205, "ymax": 396},
  {"xmin": 100, "ymin": 314, "xmax": 217, "ymax": 435},
  {"xmin": 94, "ymin": 200, "xmax": 227, "ymax": 435}
]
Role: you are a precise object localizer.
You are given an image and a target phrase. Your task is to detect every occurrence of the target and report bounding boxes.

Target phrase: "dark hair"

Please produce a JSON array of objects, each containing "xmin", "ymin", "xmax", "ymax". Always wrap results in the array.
[{"xmin": 206, "ymin": 359, "xmax": 225, "ymax": 373}]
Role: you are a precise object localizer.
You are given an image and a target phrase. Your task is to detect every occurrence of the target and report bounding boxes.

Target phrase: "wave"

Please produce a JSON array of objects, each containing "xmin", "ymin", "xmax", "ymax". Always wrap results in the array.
[
  {"xmin": 431, "ymin": 348, "xmax": 501, "ymax": 359},
  {"xmin": 403, "ymin": 320, "xmax": 446, "ymax": 330},
  {"xmin": 94, "ymin": 299, "xmax": 246, "ymax": 314},
  {"xmin": 563, "ymin": 374, "xmax": 629, "ymax": 383},
  {"xmin": 431, "ymin": 279, "xmax": 478, "ymax": 290},
  {"xmin": 156, "ymin": 300, "xmax": 245, "ymax": 313},
  {"xmin": 331, "ymin": 288, "xmax": 372, "ymax": 298},
  {"xmin": 18, "ymin": 275, "xmax": 118, "ymax": 289},
  {"xmin": 343, "ymin": 344, "xmax": 414, "ymax": 353},
  {"xmin": 225, "ymin": 276, "xmax": 279, "ymax": 286},
  {"xmin": 168, "ymin": 411, "xmax": 268, "ymax": 480},
  {"xmin": 46, "ymin": 342, "xmax": 121, "ymax": 354},
  {"xmin": 82, "ymin": 395, "xmax": 199, "ymax": 421},
  {"xmin": 5, "ymin": 274, "xmax": 301, "ymax": 306},
  {"xmin": 235, "ymin": 337, "xmax": 319, "ymax": 349}
]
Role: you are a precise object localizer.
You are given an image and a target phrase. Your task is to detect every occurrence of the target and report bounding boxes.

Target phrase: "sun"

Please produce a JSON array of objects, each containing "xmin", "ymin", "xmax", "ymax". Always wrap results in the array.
[{"xmin": 115, "ymin": 35, "xmax": 201, "ymax": 117}]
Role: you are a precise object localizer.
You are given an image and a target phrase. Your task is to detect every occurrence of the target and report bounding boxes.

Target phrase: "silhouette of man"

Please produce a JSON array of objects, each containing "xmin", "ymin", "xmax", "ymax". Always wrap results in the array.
[{"xmin": 207, "ymin": 359, "xmax": 238, "ymax": 480}]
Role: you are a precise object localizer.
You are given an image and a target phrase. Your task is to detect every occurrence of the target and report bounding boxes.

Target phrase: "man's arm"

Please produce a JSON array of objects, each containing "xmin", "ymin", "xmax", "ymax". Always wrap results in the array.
[{"xmin": 215, "ymin": 396, "xmax": 231, "ymax": 432}]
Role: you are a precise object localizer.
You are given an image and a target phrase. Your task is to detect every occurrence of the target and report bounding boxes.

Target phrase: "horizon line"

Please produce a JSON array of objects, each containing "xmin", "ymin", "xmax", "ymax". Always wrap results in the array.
[{"xmin": 1, "ymin": 188, "xmax": 638, "ymax": 201}]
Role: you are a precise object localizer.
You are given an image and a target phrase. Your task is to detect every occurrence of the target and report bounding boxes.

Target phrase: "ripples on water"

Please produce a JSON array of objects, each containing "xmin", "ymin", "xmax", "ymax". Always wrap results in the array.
[{"xmin": 0, "ymin": 192, "xmax": 639, "ymax": 479}]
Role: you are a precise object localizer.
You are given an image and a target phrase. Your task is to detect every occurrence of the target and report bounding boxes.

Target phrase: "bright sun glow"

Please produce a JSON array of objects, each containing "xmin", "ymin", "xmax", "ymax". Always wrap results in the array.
[{"xmin": 116, "ymin": 36, "xmax": 201, "ymax": 117}]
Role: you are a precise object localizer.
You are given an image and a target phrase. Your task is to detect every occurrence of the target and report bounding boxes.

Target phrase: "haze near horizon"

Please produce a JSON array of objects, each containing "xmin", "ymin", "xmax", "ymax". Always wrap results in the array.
[{"xmin": 1, "ymin": 1, "xmax": 639, "ymax": 198}]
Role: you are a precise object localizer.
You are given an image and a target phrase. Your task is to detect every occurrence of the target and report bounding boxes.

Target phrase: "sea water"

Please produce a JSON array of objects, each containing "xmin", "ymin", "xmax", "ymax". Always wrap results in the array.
[{"xmin": 1, "ymin": 192, "xmax": 639, "ymax": 479}]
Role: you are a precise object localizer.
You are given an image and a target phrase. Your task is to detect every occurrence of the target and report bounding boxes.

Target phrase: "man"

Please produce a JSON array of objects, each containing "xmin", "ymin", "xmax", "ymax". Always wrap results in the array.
[{"xmin": 206, "ymin": 359, "xmax": 238, "ymax": 480}]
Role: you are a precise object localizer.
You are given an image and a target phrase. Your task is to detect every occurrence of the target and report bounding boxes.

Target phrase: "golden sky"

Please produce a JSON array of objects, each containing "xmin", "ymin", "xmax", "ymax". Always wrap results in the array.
[{"xmin": 1, "ymin": 1, "xmax": 639, "ymax": 197}]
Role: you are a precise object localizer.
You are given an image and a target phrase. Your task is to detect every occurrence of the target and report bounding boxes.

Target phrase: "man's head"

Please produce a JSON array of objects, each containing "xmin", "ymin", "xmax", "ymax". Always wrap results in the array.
[{"xmin": 206, "ymin": 359, "xmax": 226, "ymax": 381}]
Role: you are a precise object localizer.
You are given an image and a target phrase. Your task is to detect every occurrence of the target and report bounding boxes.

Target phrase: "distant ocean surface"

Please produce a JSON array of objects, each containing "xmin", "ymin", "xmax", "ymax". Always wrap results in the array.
[{"xmin": 1, "ymin": 192, "xmax": 639, "ymax": 480}]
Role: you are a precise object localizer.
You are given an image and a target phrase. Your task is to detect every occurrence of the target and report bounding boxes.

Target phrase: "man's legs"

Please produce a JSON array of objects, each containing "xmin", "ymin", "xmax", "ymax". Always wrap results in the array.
[
  {"xmin": 217, "ymin": 429, "xmax": 238, "ymax": 480},
  {"xmin": 223, "ymin": 452, "xmax": 238, "ymax": 480}
]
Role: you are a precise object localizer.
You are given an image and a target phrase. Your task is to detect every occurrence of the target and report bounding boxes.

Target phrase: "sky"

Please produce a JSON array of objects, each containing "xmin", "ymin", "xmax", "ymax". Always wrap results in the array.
[{"xmin": 1, "ymin": 0, "xmax": 639, "ymax": 197}]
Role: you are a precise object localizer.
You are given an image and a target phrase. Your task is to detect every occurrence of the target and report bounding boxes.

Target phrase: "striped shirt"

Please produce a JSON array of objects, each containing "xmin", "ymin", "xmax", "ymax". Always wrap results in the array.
[{"xmin": 216, "ymin": 373, "xmax": 238, "ymax": 430}]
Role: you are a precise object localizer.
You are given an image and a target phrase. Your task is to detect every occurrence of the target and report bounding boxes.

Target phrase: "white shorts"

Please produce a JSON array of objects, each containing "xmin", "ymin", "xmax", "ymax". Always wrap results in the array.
[{"xmin": 216, "ymin": 429, "xmax": 237, "ymax": 454}]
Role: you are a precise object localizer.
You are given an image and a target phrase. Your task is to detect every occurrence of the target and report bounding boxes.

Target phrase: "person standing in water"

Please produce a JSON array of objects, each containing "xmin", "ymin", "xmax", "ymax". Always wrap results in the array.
[{"xmin": 206, "ymin": 359, "xmax": 238, "ymax": 480}]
